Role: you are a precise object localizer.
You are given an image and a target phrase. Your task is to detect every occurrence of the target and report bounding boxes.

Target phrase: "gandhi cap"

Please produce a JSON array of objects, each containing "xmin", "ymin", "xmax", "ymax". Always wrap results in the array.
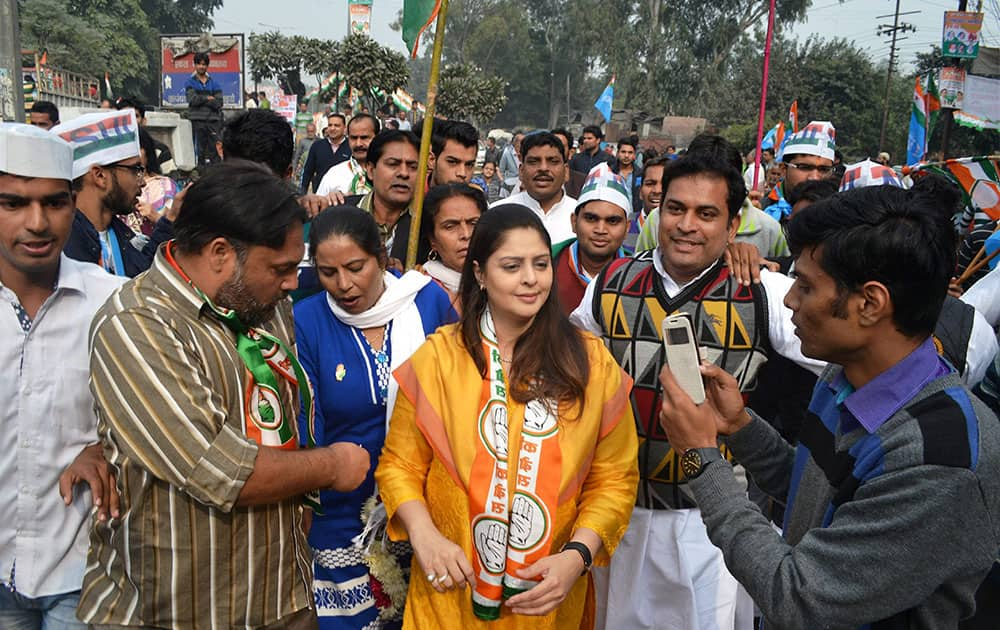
[
  {"xmin": 50, "ymin": 109, "xmax": 140, "ymax": 179},
  {"xmin": 0, "ymin": 123, "xmax": 74, "ymax": 181},
  {"xmin": 576, "ymin": 163, "xmax": 631, "ymax": 216},
  {"xmin": 779, "ymin": 121, "xmax": 836, "ymax": 162}
]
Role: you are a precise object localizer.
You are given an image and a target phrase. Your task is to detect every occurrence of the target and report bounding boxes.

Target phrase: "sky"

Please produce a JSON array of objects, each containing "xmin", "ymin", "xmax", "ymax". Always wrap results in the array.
[{"xmin": 212, "ymin": 0, "xmax": 1000, "ymax": 81}]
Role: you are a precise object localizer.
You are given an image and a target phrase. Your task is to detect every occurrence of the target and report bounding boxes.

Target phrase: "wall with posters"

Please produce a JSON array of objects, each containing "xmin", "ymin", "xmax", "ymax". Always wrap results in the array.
[{"xmin": 161, "ymin": 33, "xmax": 245, "ymax": 109}]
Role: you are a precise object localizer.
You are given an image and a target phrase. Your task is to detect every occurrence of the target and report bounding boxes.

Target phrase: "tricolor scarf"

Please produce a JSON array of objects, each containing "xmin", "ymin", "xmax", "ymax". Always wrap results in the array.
[
  {"xmin": 164, "ymin": 243, "xmax": 320, "ymax": 508},
  {"xmin": 470, "ymin": 310, "xmax": 562, "ymax": 620}
]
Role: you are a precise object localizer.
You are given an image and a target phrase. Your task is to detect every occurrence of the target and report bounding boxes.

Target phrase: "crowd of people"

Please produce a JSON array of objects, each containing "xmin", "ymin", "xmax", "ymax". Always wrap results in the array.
[{"xmin": 3, "ymin": 89, "xmax": 1000, "ymax": 630}]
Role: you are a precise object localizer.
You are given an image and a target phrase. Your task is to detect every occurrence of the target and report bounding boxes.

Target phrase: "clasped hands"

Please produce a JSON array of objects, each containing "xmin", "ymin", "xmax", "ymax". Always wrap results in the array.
[{"xmin": 410, "ymin": 524, "xmax": 587, "ymax": 617}]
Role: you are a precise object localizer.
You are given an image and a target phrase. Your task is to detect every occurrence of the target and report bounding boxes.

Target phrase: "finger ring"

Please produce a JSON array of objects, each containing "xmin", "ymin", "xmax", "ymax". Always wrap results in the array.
[
  {"xmin": 426, "ymin": 572, "xmax": 437, "ymax": 581},
  {"xmin": 436, "ymin": 574, "xmax": 450, "ymax": 583}
]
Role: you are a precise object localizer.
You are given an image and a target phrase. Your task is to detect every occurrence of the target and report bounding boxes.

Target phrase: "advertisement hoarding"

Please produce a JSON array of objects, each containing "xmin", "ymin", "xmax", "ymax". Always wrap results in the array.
[
  {"xmin": 349, "ymin": 0, "xmax": 373, "ymax": 35},
  {"xmin": 161, "ymin": 33, "xmax": 245, "ymax": 109},
  {"xmin": 942, "ymin": 12, "xmax": 984, "ymax": 59}
]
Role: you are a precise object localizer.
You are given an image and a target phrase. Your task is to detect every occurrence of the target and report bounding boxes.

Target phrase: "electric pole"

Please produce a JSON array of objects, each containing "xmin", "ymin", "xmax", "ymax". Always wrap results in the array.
[
  {"xmin": 0, "ymin": 0, "xmax": 25, "ymax": 122},
  {"xmin": 877, "ymin": 1, "xmax": 918, "ymax": 153}
]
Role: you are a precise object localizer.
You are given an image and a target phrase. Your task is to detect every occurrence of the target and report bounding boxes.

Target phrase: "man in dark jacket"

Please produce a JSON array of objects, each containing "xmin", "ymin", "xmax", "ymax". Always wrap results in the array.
[
  {"xmin": 185, "ymin": 51, "xmax": 223, "ymax": 166},
  {"xmin": 300, "ymin": 113, "xmax": 351, "ymax": 193},
  {"xmin": 568, "ymin": 124, "xmax": 614, "ymax": 176}
]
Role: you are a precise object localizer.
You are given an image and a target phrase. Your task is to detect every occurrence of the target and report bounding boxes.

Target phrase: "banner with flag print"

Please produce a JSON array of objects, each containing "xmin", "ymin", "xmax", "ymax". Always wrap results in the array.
[
  {"xmin": 917, "ymin": 157, "xmax": 1000, "ymax": 220},
  {"xmin": 402, "ymin": 0, "xmax": 442, "ymax": 58},
  {"xmin": 594, "ymin": 75, "xmax": 614, "ymax": 124}
]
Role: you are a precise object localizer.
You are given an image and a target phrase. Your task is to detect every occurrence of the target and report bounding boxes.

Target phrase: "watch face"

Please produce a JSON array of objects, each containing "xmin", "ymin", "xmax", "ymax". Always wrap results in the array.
[{"xmin": 680, "ymin": 449, "xmax": 702, "ymax": 479}]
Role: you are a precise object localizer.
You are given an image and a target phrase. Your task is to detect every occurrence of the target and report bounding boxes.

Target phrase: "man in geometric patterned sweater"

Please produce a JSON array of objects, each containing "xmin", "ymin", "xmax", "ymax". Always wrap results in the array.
[
  {"xmin": 658, "ymin": 184, "xmax": 1000, "ymax": 628},
  {"xmin": 572, "ymin": 151, "xmax": 823, "ymax": 630}
]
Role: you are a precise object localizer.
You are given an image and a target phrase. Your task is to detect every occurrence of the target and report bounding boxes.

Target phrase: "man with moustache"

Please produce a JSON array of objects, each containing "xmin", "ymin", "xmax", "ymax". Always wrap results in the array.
[
  {"xmin": 316, "ymin": 113, "xmax": 381, "ymax": 197},
  {"xmin": 77, "ymin": 160, "xmax": 371, "ymax": 629},
  {"xmin": 55, "ymin": 110, "xmax": 175, "ymax": 277},
  {"xmin": 552, "ymin": 164, "xmax": 630, "ymax": 315},
  {"xmin": 572, "ymin": 152, "xmax": 822, "ymax": 630},
  {"xmin": 492, "ymin": 132, "xmax": 577, "ymax": 244},
  {"xmin": 340, "ymin": 130, "xmax": 420, "ymax": 263}
]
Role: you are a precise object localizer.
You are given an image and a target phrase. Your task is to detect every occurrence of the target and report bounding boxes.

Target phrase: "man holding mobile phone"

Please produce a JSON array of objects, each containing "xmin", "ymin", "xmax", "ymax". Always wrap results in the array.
[{"xmin": 657, "ymin": 185, "xmax": 1000, "ymax": 628}]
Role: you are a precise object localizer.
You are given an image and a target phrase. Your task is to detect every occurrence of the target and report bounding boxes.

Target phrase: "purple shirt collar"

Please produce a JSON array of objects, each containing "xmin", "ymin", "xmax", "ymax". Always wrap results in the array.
[{"xmin": 829, "ymin": 337, "xmax": 952, "ymax": 434}]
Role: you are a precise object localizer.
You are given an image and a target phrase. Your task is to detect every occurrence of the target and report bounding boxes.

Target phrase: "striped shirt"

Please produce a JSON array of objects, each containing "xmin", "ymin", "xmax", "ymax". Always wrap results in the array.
[{"xmin": 77, "ymin": 247, "xmax": 314, "ymax": 629}]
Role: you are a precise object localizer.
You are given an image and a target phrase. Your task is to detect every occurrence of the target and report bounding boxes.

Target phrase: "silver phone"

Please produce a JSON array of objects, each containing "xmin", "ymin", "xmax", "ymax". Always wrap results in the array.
[{"xmin": 661, "ymin": 313, "xmax": 706, "ymax": 404}]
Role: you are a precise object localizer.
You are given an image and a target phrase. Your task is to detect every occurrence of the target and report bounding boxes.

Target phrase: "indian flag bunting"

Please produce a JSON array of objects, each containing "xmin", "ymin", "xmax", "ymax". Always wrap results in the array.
[
  {"xmin": 402, "ymin": 0, "xmax": 442, "ymax": 59},
  {"xmin": 954, "ymin": 110, "xmax": 1000, "ymax": 131}
]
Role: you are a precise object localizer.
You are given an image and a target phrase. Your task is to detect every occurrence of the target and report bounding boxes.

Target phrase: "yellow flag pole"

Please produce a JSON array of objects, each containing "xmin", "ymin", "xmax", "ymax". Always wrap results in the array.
[{"xmin": 406, "ymin": 0, "xmax": 450, "ymax": 270}]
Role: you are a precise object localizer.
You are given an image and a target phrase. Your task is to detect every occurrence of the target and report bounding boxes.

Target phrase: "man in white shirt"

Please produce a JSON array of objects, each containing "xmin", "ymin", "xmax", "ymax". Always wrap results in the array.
[
  {"xmin": 0, "ymin": 124, "xmax": 124, "ymax": 629},
  {"xmin": 571, "ymin": 151, "xmax": 822, "ymax": 630},
  {"xmin": 316, "ymin": 113, "xmax": 381, "ymax": 197},
  {"xmin": 491, "ymin": 132, "xmax": 577, "ymax": 244}
]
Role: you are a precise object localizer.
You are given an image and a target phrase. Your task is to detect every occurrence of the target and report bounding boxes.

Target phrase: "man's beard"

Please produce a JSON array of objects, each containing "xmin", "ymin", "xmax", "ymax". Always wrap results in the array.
[
  {"xmin": 215, "ymin": 263, "xmax": 284, "ymax": 328},
  {"xmin": 105, "ymin": 176, "xmax": 137, "ymax": 216}
]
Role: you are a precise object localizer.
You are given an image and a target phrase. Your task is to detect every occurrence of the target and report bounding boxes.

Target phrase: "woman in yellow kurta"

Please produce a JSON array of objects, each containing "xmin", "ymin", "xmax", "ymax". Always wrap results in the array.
[{"xmin": 375, "ymin": 204, "xmax": 639, "ymax": 629}]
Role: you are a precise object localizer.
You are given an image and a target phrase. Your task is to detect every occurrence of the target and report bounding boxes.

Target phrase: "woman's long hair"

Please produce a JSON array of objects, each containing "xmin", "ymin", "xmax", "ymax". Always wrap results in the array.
[{"xmin": 458, "ymin": 204, "xmax": 590, "ymax": 409}]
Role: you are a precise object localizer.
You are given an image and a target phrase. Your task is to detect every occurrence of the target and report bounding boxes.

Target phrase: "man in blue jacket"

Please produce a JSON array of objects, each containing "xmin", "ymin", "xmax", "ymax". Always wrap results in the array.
[
  {"xmin": 53, "ymin": 110, "xmax": 175, "ymax": 278},
  {"xmin": 185, "ymin": 51, "xmax": 223, "ymax": 165}
]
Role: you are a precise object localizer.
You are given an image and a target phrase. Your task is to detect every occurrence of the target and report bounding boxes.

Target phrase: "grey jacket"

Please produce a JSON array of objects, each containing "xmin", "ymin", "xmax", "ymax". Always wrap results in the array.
[{"xmin": 691, "ymin": 370, "xmax": 1000, "ymax": 629}]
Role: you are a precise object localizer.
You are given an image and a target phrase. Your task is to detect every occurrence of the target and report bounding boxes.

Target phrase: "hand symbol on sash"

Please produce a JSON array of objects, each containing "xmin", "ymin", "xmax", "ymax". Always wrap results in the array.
[
  {"xmin": 493, "ymin": 407, "xmax": 509, "ymax": 458},
  {"xmin": 510, "ymin": 495, "xmax": 533, "ymax": 547},
  {"xmin": 478, "ymin": 522, "xmax": 506, "ymax": 571}
]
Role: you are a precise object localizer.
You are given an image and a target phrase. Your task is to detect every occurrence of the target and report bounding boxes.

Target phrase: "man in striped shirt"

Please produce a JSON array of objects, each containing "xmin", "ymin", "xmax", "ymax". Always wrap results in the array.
[{"xmin": 78, "ymin": 160, "xmax": 370, "ymax": 629}]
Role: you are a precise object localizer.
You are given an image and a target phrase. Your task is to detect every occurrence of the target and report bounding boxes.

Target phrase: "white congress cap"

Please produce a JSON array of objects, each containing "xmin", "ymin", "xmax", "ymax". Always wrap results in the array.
[
  {"xmin": 51, "ymin": 109, "xmax": 140, "ymax": 179},
  {"xmin": 0, "ymin": 123, "xmax": 74, "ymax": 181}
]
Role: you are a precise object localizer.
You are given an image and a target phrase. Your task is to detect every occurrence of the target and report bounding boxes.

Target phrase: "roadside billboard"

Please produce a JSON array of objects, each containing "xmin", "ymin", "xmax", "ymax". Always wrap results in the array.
[{"xmin": 161, "ymin": 33, "xmax": 245, "ymax": 109}]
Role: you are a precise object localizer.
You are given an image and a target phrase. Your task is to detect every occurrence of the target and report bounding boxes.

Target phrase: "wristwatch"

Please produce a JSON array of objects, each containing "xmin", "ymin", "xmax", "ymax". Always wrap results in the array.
[
  {"xmin": 680, "ymin": 447, "xmax": 724, "ymax": 480},
  {"xmin": 561, "ymin": 541, "xmax": 593, "ymax": 576}
]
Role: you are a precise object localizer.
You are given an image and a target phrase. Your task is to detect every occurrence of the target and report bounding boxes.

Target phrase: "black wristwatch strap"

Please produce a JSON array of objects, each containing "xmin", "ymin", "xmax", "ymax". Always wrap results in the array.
[{"xmin": 561, "ymin": 541, "xmax": 593, "ymax": 575}]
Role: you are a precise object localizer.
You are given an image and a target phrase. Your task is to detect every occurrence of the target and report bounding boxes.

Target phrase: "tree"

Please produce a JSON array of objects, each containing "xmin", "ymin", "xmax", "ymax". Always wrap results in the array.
[
  {"xmin": 335, "ymin": 34, "xmax": 410, "ymax": 111},
  {"xmin": 19, "ymin": 0, "xmax": 221, "ymax": 104},
  {"xmin": 248, "ymin": 32, "xmax": 314, "ymax": 99},
  {"xmin": 140, "ymin": 0, "xmax": 222, "ymax": 34},
  {"xmin": 437, "ymin": 63, "xmax": 507, "ymax": 124}
]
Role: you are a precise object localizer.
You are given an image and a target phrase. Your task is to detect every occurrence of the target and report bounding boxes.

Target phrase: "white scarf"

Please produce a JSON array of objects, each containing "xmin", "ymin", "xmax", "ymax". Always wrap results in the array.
[
  {"xmin": 326, "ymin": 270, "xmax": 431, "ymax": 420},
  {"xmin": 421, "ymin": 259, "xmax": 462, "ymax": 293}
]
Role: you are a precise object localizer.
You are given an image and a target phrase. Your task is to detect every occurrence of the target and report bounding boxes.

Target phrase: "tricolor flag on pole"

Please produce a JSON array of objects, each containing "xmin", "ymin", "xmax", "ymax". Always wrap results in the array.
[
  {"xmin": 787, "ymin": 100, "xmax": 799, "ymax": 135},
  {"xmin": 594, "ymin": 75, "xmax": 614, "ymax": 124},
  {"xmin": 906, "ymin": 76, "xmax": 930, "ymax": 166},
  {"xmin": 104, "ymin": 72, "xmax": 113, "ymax": 99},
  {"xmin": 402, "ymin": 0, "xmax": 442, "ymax": 58}
]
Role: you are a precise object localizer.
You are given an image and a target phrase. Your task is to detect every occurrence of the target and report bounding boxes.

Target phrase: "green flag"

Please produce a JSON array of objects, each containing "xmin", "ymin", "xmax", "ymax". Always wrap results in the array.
[
  {"xmin": 402, "ymin": 0, "xmax": 441, "ymax": 58},
  {"xmin": 926, "ymin": 71, "xmax": 941, "ymax": 133}
]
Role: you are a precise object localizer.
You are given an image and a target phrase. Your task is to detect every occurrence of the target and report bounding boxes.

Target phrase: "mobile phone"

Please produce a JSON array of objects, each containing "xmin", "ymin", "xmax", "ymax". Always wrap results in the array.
[{"xmin": 661, "ymin": 313, "xmax": 706, "ymax": 404}]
